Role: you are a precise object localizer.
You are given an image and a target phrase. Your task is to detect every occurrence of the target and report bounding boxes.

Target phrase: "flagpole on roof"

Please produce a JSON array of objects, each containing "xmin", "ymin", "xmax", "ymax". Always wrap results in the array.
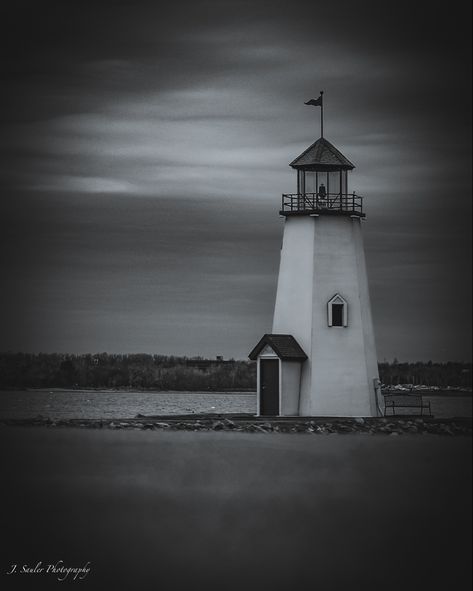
[
  {"xmin": 320, "ymin": 91, "xmax": 324, "ymax": 138},
  {"xmin": 304, "ymin": 91, "xmax": 324, "ymax": 137}
]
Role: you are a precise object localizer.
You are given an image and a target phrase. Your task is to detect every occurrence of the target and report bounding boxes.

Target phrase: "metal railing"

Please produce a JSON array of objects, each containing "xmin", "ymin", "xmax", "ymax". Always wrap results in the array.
[{"xmin": 280, "ymin": 192, "xmax": 364, "ymax": 216}]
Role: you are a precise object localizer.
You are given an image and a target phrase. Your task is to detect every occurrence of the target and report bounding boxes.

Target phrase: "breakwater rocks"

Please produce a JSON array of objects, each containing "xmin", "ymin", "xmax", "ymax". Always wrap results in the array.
[{"xmin": 0, "ymin": 415, "xmax": 471, "ymax": 436}]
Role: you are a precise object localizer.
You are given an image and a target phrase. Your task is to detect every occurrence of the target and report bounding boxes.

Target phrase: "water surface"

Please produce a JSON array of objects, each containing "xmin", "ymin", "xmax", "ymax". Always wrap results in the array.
[
  {"xmin": 0, "ymin": 389, "xmax": 470, "ymax": 419},
  {"xmin": 0, "ymin": 389, "xmax": 256, "ymax": 419}
]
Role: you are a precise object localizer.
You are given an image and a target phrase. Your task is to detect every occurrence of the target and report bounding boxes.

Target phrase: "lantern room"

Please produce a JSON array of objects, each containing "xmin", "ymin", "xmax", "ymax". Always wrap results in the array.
[{"xmin": 280, "ymin": 137, "xmax": 364, "ymax": 218}]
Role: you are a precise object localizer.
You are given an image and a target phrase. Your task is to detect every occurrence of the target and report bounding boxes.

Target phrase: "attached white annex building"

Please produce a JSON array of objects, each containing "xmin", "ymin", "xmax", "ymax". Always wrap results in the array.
[{"xmin": 249, "ymin": 130, "xmax": 382, "ymax": 417}]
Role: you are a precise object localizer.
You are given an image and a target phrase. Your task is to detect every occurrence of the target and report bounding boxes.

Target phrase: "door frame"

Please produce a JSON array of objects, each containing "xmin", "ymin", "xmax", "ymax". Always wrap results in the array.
[{"xmin": 257, "ymin": 354, "xmax": 281, "ymax": 416}]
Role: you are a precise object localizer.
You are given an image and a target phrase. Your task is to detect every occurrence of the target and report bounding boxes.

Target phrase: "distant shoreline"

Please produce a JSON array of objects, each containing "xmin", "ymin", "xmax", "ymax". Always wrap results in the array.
[
  {"xmin": 0, "ymin": 387, "xmax": 471, "ymax": 398},
  {"xmin": 4, "ymin": 388, "xmax": 257, "ymax": 395}
]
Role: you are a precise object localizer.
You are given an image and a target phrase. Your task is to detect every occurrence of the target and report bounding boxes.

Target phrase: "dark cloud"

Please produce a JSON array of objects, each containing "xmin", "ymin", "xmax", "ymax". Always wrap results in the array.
[
  {"xmin": 1, "ymin": 0, "xmax": 471, "ymax": 360},
  {"xmin": 0, "ymin": 192, "xmax": 280, "ymax": 356}
]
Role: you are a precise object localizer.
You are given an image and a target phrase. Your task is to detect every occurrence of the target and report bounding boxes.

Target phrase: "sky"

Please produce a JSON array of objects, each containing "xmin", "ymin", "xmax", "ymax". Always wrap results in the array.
[{"xmin": 1, "ymin": 0, "xmax": 471, "ymax": 362}]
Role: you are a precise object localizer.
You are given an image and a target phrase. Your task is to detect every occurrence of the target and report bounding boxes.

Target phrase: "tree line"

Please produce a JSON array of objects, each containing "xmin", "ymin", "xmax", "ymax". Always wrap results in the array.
[
  {"xmin": 0, "ymin": 352, "xmax": 256, "ymax": 391},
  {"xmin": 0, "ymin": 352, "xmax": 470, "ymax": 391},
  {"xmin": 378, "ymin": 360, "xmax": 471, "ymax": 388}
]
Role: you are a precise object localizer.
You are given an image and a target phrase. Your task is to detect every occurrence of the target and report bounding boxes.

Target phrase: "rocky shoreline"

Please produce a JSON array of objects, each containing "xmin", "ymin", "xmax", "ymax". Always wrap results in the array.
[{"xmin": 1, "ymin": 414, "xmax": 471, "ymax": 436}]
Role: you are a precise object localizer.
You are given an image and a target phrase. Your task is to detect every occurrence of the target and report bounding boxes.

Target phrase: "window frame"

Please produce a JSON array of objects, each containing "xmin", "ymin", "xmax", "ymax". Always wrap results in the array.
[{"xmin": 327, "ymin": 294, "xmax": 348, "ymax": 327}]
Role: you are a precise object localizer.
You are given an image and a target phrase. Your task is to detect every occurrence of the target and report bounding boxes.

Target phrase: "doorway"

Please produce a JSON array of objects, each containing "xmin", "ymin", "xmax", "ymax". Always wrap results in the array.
[{"xmin": 260, "ymin": 359, "xmax": 279, "ymax": 415}]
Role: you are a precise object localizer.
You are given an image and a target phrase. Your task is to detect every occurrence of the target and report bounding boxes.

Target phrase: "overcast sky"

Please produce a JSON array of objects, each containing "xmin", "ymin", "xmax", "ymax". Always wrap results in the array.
[{"xmin": 1, "ymin": 0, "xmax": 471, "ymax": 361}]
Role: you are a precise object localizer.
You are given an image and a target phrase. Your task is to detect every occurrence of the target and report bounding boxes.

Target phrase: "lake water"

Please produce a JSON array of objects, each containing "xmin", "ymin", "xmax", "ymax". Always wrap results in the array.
[
  {"xmin": 0, "ymin": 389, "xmax": 471, "ymax": 419},
  {"xmin": 0, "ymin": 390, "xmax": 256, "ymax": 419}
]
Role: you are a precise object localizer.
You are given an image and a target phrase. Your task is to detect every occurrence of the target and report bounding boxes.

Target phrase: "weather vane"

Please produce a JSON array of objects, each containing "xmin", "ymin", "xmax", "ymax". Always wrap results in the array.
[{"xmin": 305, "ymin": 91, "xmax": 324, "ymax": 138}]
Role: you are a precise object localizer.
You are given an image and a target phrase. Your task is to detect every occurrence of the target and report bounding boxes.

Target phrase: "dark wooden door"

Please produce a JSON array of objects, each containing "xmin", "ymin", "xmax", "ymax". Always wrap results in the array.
[{"xmin": 260, "ymin": 359, "xmax": 279, "ymax": 416}]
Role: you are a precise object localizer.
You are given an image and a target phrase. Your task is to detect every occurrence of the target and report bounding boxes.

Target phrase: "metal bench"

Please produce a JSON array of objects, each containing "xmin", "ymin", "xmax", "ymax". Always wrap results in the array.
[{"xmin": 384, "ymin": 394, "xmax": 432, "ymax": 416}]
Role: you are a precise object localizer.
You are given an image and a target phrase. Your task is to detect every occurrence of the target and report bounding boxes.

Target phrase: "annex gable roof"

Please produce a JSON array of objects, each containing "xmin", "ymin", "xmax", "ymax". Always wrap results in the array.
[{"xmin": 248, "ymin": 334, "xmax": 308, "ymax": 361}]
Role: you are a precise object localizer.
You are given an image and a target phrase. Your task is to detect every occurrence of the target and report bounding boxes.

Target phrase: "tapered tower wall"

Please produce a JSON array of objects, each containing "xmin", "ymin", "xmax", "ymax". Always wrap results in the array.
[
  {"xmin": 273, "ymin": 215, "xmax": 379, "ymax": 417},
  {"xmin": 272, "ymin": 216, "xmax": 315, "ymax": 354}
]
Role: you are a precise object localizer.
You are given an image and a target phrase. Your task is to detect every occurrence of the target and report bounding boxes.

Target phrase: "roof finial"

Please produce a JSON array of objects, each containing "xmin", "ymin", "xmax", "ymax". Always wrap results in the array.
[{"xmin": 304, "ymin": 91, "xmax": 324, "ymax": 138}]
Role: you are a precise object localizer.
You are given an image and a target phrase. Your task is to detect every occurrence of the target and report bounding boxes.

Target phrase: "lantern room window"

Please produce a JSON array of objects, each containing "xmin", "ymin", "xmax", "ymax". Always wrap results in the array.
[{"xmin": 328, "ymin": 294, "xmax": 348, "ymax": 327}]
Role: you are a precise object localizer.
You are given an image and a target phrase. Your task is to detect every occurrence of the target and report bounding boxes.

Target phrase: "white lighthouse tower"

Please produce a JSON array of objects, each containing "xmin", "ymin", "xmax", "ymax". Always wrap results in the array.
[{"xmin": 250, "ymin": 95, "xmax": 382, "ymax": 417}]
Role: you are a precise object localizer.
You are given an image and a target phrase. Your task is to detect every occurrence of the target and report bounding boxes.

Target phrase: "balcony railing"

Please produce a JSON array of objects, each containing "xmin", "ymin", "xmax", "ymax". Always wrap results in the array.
[{"xmin": 280, "ymin": 192, "xmax": 364, "ymax": 217}]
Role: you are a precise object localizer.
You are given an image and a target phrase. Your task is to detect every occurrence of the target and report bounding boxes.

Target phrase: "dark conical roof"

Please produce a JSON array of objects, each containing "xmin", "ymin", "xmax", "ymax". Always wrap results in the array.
[{"xmin": 290, "ymin": 137, "xmax": 355, "ymax": 170}]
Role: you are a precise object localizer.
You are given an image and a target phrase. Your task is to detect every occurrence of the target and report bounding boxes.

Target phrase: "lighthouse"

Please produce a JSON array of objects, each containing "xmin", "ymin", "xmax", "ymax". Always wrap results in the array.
[{"xmin": 249, "ymin": 94, "xmax": 382, "ymax": 417}]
